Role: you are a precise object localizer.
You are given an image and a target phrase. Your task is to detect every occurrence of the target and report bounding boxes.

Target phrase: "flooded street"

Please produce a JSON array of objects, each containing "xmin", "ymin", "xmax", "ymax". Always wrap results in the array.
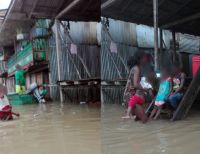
[
  {"xmin": 0, "ymin": 103, "xmax": 100, "ymax": 154},
  {"xmin": 102, "ymin": 104, "xmax": 200, "ymax": 154}
]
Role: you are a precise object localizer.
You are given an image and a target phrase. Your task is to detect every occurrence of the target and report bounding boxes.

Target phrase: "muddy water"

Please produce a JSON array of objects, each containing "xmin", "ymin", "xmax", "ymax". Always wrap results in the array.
[
  {"xmin": 0, "ymin": 103, "xmax": 100, "ymax": 154},
  {"xmin": 102, "ymin": 104, "xmax": 200, "ymax": 154}
]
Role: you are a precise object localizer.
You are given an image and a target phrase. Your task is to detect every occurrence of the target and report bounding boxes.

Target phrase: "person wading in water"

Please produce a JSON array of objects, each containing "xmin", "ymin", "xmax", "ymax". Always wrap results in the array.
[{"xmin": 122, "ymin": 51, "xmax": 149, "ymax": 123}]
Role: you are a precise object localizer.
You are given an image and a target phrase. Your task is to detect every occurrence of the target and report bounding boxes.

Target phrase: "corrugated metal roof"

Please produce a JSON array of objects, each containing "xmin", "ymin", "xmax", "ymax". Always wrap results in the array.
[
  {"xmin": 102, "ymin": 0, "xmax": 200, "ymax": 36},
  {"xmin": 10, "ymin": 0, "xmax": 100, "ymax": 20},
  {"xmin": 0, "ymin": 0, "xmax": 100, "ymax": 46}
]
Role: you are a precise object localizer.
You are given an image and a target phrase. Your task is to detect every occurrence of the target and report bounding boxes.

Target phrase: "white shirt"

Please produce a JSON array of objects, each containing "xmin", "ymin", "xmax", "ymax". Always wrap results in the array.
[
  {"xmin": 140, "ymin": 77, "xmax": 153, "ymax": 89},
  {"xmin": 0, "ymin": 95, "xmax": 10, "ymax": 111}
]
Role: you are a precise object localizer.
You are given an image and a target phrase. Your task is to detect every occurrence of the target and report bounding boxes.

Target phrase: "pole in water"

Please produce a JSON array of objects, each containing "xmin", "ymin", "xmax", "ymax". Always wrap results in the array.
[
  {"xmin": 153, "ymin": 0, "xmax": 159, "ymax": 71},
  {"xmin": 55, "ymin": 19, "xmax": 64, "ymax": 102}
]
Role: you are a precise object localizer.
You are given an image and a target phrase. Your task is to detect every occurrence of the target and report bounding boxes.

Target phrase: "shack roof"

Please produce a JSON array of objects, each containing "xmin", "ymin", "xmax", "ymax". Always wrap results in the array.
[
  {"xmin": 102, "ymin": 0, "xmax": 200, "ymax": 36},
  {"xmin": 0, "ymin": 0, "xmax": 100, "ymax": 46}
]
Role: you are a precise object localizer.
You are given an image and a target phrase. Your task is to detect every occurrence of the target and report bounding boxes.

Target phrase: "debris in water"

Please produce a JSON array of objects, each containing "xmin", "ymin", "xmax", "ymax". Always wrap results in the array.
[
  {"xmin": 33, "ymin": 114, "xmax": 40, "ymax": 117},
  {"xmin": 80, "ymin": 101, "xmax": 86, "ymax": 105}
]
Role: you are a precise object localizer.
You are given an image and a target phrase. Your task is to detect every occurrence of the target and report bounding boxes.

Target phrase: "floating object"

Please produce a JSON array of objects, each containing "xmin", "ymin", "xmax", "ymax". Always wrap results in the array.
[
  {"xmin": 80, "ymin": 101, "xmax": 86, "ymax": 105},
  {"xmin": 7, "ymin": 93, "xmax": 36, "ymax": 105}
]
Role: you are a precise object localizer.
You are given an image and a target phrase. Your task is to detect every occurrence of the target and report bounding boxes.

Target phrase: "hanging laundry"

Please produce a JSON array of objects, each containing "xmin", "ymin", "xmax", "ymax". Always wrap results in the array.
[{"xmin": 70, "ymin": 43, "xmax": 78, "ymax": 55}]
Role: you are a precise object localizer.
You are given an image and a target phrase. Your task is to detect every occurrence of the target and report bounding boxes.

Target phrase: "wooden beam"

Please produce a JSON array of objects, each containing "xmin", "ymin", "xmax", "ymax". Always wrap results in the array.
[
  {"xmin": 31, "ymin": 12, "xmax": 56, "ymax": 19},
  {"xmin": 28, "ymin": 0, "xmax": 39, "ymax": 19},
  {"xmin": 101, "ymin": 0, "xmax": 118, "ymax": 10},
  {"xmin": 153, "ymin": 0, "xmax": 159, "ymax": 70},
  {"xmin": 56, "ymin": 0, "xmax": 82, "ymax": 19},
  {"xmin": 161, "ymin": 12, "xmax": 200, "ymax": 29},
  {"xmin": 0, "ymin": 0, "xmax": 16, "ymax": 32}
]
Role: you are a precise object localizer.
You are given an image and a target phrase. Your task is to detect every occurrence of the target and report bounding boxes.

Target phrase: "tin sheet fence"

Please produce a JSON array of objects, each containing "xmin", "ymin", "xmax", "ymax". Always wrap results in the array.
[{"xmin": 48, "ymin": 21, "xmax": 100, "ymax": 101}]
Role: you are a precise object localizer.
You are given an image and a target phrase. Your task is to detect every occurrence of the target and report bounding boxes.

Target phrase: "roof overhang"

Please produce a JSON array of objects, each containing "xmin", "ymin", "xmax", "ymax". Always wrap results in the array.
[
  {"xmin": 0, "ymin": 0, "xmax": 100, "ymax": 46},
  {"xmin": 102, "ymin": 0, "xmax": 200, "ymax": 36}
]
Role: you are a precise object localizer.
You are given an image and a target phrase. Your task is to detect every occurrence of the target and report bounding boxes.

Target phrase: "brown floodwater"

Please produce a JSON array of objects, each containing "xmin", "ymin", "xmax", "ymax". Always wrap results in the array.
[
  {"xmin": 102, "ymin": 104, "xmax": 200, "ymax": 154},
  {"xmin": 0, "ymin": 103, "xmax": 100, "ymax": 154}
]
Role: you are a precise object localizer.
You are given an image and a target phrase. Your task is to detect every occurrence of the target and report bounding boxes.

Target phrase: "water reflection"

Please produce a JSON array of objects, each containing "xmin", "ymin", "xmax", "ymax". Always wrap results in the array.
[
  {"xmin": 102, "ymin": 104, "xmax": 200, "ymax": 154},
  {"xmin": 0, "ymin": 102, "xmax": 100, "ymax": 154}
]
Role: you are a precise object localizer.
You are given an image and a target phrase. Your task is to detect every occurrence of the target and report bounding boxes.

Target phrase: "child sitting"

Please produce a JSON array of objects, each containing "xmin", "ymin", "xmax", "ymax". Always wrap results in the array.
[
  {"xmin": 0, "ymin": 84, "xmax": 20, "ymax": 121},
  {"xmin": 149, "ymin": 68, "xmax": 172, "ymax": 120}
]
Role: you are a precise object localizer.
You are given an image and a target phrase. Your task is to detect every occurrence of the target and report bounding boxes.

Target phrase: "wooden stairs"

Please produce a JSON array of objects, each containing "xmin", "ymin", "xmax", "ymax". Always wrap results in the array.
[{"xmin": 172, "ymin": 67, "xmax": 200, "ymax": 121}]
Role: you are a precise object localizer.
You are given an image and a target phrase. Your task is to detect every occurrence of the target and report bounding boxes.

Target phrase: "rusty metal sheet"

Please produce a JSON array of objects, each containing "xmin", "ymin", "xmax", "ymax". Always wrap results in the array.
[
  {"xmin": 108, "ymin": 18, "xmax": 137, "ymax": 46},
  {"xmin": 69, "ymin": 21, "xmax": 98, "ymax": 45},
  {"xmin": 178, "ymin": 33, "xmax": 200, "ymax": 54},
  {"xmin": 136, "ymin": 24, "xmax": 170, "ymax": 49}
]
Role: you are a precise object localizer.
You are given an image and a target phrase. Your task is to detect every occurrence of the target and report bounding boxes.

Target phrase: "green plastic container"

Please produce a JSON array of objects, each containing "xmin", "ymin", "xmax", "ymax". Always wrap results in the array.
[{"xmin": 8, "ymin": 93, "xmax": 36, "ymax": 105}]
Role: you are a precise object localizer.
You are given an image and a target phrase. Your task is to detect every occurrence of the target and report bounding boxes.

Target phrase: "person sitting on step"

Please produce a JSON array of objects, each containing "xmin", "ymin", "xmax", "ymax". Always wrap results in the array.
[
  {"xmin": 149, "ymin": 67, "xmax": 173, "ymax": 120},
  {"xmin": 165, "ymin": 63, "xmax": 186, "ymax": 110}
]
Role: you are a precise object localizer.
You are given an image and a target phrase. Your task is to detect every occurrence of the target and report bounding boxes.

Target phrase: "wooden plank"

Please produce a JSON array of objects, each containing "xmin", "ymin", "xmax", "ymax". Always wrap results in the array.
[
  {"xmin": 101, "ymin": 0, "xmax": 118, "ymax": 10},
  {"xmin": 172, "ymin": 67, "xmax": 200, "ymax": 121},
  {"xmin": 56, "ymin": 0, "xmax": 82, "ymax": 19}
]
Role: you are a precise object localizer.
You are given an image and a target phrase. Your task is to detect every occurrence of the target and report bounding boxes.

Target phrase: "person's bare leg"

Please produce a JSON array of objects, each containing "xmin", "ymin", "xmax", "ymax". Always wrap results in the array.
[
  {"xmin": 133, "ymin": 104, "xmax": 148, "ymax": 123},
  {"xmin": 122, "ymin": 106, "xmax": 132, "ymax": 119},
  {"xmin": 5, "ymin": 114, "xmax": 11, "ymax": 121},
  {"xmin": 154, "ymin": 106, "xmax": 162, "ymax": 120},
  {"xmin": 149, "ymin": 107, "xmax": 157, "ymax": 120}
]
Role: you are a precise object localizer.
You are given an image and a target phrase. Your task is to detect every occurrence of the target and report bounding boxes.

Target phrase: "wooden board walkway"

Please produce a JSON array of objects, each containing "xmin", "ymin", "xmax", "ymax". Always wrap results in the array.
[
  {"xmin": 101, "ymin": 79, "xmax": 127, "ymax": 86},
  {"xmin": 172, "ymin": 67, "xmax": 200, "ymax": 121},
  {"xmin": 57, "ymin": 78, "xmax": 101, "ymax": 87}
]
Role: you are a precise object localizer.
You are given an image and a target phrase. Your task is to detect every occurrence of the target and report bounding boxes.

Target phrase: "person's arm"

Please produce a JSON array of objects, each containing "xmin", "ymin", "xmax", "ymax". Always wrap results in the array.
[
  {"xmin": 148, "ymin": 88, "xmax": 155, "ymax": 99},
  {"xmin": 133, "ymin": 66, "xmax": 147, "ymax": 92},
  {"xmin": 174, "ymin": 73, "xmax": 186, "ymax": 93},
  {"xmin": 167, "ymin": 78, "xmax": 173, "ymax": 96}
]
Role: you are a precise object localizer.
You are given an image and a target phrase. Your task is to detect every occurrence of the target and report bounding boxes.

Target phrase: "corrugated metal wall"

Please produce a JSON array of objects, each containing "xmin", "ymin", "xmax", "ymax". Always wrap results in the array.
[
  {"xmin": 48, "ymin": 21, "xmax": 100, "ymax": 101},
  {"xmin": 136, "ymin": 25, "xmax": 171, "ymax": 49},
  {"xmin": 101, "ymin": 18, "xmax": 172, "ymax": 104},
  {"xmin": 108, "ymin": 19, "xmax": 137, "ymax": 46},
  {"xmin": 178, "ymin": 33, "xmax": 200, "ymax": 54}
]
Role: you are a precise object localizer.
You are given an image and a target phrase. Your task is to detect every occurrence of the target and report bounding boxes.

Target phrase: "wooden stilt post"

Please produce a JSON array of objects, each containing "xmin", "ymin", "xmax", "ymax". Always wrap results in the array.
[
  {"xmin": 153, "ymin": 0, "xmax": 159, "ymax": 71},
  {"xmin": 159, "ymin": 28, "xmax": 163, "ymax": 68},
  {"xmin": 172, "ymin": 31, "xmax": 176, "ymax": 63},
  {"xmin": 55, "ymin": 19, "xmax": 64, "ymax": 102}
]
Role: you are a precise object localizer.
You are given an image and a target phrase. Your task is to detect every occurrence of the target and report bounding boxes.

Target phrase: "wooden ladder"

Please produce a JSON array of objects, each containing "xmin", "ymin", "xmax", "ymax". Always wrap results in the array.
[{"xmin": 172, "ymin": 67, "xmax": 200, "ymax": 121}]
